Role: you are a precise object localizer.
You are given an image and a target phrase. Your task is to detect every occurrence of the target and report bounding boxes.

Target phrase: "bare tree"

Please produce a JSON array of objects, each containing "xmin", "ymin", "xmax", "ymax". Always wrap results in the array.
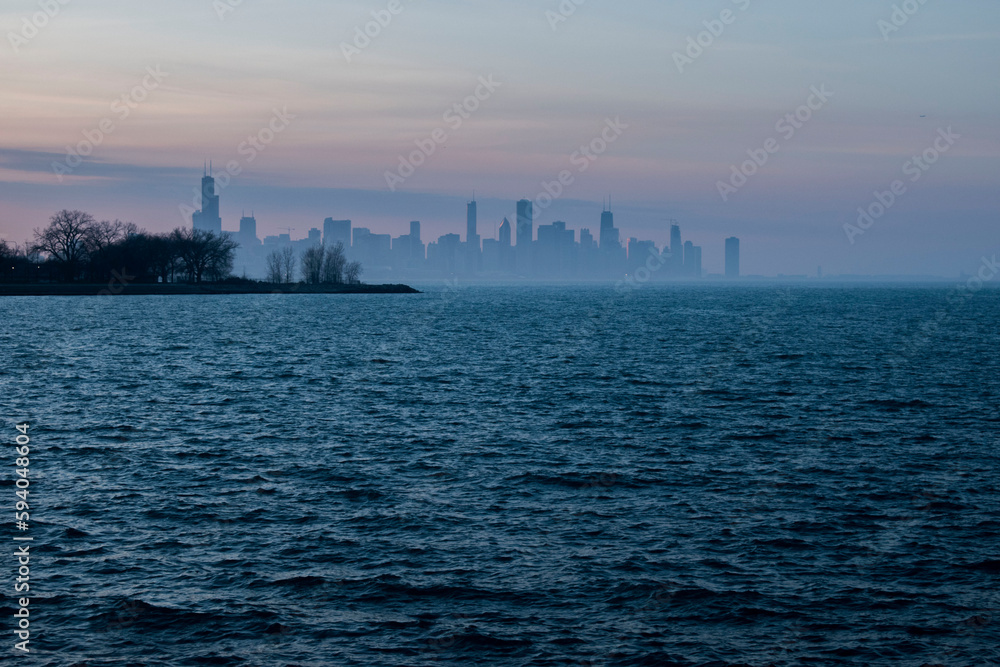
[
  {"xmin": 146, "ymin": 234, "xmax": 179, "ymax": 283},
  {"xmin": 84, "ymin": 219, "xmax": 139, "ymax": 280},
  {"xmin": 84, "ymin": 219, "xmax": 137, "ymax": 254},
  {"xmin": 267, "ymin": 247, "xmax": 296, "ymax": 283},
  {"xmin": 301, "ymin": 244, "xmax": 325, "ymax": 284},
  {"xmin": 265, "ymin": 249, "xmax": 284, "ymax": 283},
  {"xmin": 344, "ymin": 261, "xmax": 362, "ymax": 285},
  {"xmin": 204, "ymin": 233, "xmax": 238, "ymax": 282},
  {"xmin": 31, "ymin": 210, "xmax": 94, "ymax": 281},
  {"xmin": 322, "ymin": 242, "xmax": 347, "ymax": 284},
  {"xmin": 171, "ymin": 228, "xmax": 239, "ymax": 283},
  {"xmin": 279, "ymin": 246, "xmax": 296, "ymax": 283}
]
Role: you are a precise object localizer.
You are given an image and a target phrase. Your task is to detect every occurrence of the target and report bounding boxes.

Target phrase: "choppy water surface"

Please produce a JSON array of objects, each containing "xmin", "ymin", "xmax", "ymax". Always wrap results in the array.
[{"xmin": 2, "ymin": 284, "xmax": 998, "ymax": 666}]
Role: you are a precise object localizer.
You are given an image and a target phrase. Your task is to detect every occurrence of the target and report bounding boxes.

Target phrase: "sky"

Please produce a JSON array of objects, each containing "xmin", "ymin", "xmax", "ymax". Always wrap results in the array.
[{"xmin": 0, "ymin": 0, "xmax": 998, "ymax": 276}]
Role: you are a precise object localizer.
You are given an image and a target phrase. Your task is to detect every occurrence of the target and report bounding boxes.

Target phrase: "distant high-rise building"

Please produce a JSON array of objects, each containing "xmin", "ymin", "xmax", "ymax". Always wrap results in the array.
[
  {"xmin": 353, "ymin": 227, "xmax": 371, "ymax": 247},
  {"xmin": 465, "ymin": 198, "xmax": 481, "ymax": 274},
  {"xmin": 324, "ymin": 219, "xmax": 351, "ymax": 248},
  {"xmin": 232, "ymin": 212, "xmax": 263, "ymax": 279},
  {"xmin": 498, "ymin": 217, "xmax": 514, "ymax": 272},
  {"xmin": 499, "ymin": 217, "xmax": 512, "ymax": 247},
  {"xmin": 627, "ymin": 238, "xmax": 657, "ymax": 273},
  {"xmin": 684, "ymin": 241, "xmax": 703, "ymax": 278},
  {"xmin": 537, "ymin": 222, "xmax": 573, "ymax": 246},
  {"xmin": 599, "ymin": 209, "xmax": 619, "ymax": 249},
  {"xmin": 429, "ymin": 233, "xmax": 462, "ymax": 273},
  {"xmin": 238, "ymin": 212, "xmax": 258, "ymax": 245},
  {"xmin": 725, "ymin": 237, "xmax": 740, "ymax": 278},
  {"xmin": 352, "ymin": 228, "xmax": 391, "ymax": 268},
  {"xmin": 516, "ymin": 200, "xmax": 533, "ymax": 247},
  {"xmin": 391, "ymin": 234, "xmax": 413, "ymax": 269},
  {"xmin": 192, "ymin": 165, "xmax": 222, "ymax": 234},
  {"xmin": 670, "ymin": 223, "xmax": 683, "ymax": 272},
  {"xmin": 308, "ymin": 228, "xmax": 321, "ymax": 245},
  {"xmin": 536, "ymin": 221, "xmax": 575, "ymax": 277},
  {"xmin": 481, "ymin": 238, "xmax": 501, "ymax": 273},
  {"xmin": 408, "ymin": 221, "xmax": 424, "ymax": 262},
  {"xmin": 467, "ymin": 198, "xmax": 479, "ymax": 249}
]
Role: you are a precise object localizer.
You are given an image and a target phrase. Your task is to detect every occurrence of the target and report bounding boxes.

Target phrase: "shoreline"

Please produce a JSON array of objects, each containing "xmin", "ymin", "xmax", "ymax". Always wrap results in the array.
[{"xmin": 0, "ymin": 283, "xmax": 420, "ymax": 296}]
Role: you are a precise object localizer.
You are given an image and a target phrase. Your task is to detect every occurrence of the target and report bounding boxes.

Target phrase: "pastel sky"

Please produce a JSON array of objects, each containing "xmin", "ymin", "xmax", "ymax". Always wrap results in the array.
[{"xmin": 1, "ymin": 0, "xmax": 998, "ymax": 276}]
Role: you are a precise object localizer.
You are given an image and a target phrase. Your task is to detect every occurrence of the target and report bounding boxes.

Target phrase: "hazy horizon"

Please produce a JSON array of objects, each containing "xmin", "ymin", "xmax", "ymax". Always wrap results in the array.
[{"xmin": 2, "ymin": 1, "xmax": 998, "ymax": 276}]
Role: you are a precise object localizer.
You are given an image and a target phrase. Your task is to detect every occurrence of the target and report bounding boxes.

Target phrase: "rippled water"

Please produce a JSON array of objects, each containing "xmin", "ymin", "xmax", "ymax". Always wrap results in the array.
[{"xmin": 2, "ymin": 284, "xmax": 998, "ymax": 666}]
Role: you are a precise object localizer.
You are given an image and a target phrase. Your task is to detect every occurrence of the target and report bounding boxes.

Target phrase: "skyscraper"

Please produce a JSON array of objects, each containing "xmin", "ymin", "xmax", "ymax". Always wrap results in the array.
[
  {"xmin": 467, "ymin": 198, "xmax": 479, "ymax": 250},
  {"xmin": 725, "ymin": 237, "xmax": 740, "ymax": 278},
  {"xmin": 192, "ymin": 165, "xmax": 222, "ymax": 234},
  {"xmin": 498, "ymin": 217, "xmax": 514, "ymax": 272},
  {"xmin": 670, "ymin": 223, "xmax": 683, "ymax": 273},
  {"xmin": 323, "ymin": 219, "xmax": 352, "ymax": 248},
  {"xmin": 499, "ymin": 218, "xmax": 512, "ymax": 247},
  {"xmin": 238, "ymin": 212, "xmax": 259, "ymax": 246},
  {"xmin": 684, "ymin": 241, "xmax": 702, "ymax": 278},
  {"xmin": 599, "ymin": 209, "xmax": 619, "ymax": 249},
  {"xmin": 408, "ymin": 221, "xmax": 425, "ymax": 263},
  {"xmin": 516, "ymin": 199, "xmax": 533, "ymax": 247},
  {"xmin": 627, "ymin": 238, "xmax": 657, "ymax": 273}
]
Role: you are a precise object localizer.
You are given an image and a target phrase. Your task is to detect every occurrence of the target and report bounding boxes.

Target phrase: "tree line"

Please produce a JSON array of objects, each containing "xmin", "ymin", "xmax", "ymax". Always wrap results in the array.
[
  {"xmin": 0, "ymin": 210, "xmax": 238, "ymax": 284},
  {"xmin": 1, "ymin": 209, "xmax": 364, "ymax": 286},
  {"xmin": 266, "ymin": 243, "xmax": 362, "ymax": 285}
]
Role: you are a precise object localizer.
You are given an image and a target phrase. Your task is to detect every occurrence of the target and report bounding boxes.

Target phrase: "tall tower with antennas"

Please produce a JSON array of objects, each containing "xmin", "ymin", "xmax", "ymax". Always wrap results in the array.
[
  {"xmin": 192, "ymin": 161, "xmax": 222, "ymax": 234},
  {"xmin": 599, "ymin": 198, "xmax": 619, "ymax": 250},
  {"xmin": 467, "ymin": 193, "xmax": 479, "ymax": 249}
]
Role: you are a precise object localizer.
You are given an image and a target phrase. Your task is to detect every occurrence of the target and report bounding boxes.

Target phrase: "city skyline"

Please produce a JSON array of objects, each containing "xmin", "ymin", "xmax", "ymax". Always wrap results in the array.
[
  {"xmin": 1, "ymin": 1, "xmax": 997, "ymax": 277},
  {"xmin": 197, "ymin": 169, "xmax": 732, "ymax": 282},
  {"xmin": 2, "ymin": 4, "xmax": 998, "ymax": 664}
]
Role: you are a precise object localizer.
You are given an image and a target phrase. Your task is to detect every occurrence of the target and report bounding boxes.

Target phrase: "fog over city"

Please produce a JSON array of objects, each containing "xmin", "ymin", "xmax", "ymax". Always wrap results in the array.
[{"xmin": 1, "ymin": 0, "xmax": 998, "ymax": 277}]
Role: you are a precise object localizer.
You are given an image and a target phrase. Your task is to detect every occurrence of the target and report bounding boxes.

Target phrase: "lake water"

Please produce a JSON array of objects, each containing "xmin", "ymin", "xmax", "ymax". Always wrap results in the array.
[{"xmin": 2, "ymin": 284, "xmax": 998, "ymax": 665}]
